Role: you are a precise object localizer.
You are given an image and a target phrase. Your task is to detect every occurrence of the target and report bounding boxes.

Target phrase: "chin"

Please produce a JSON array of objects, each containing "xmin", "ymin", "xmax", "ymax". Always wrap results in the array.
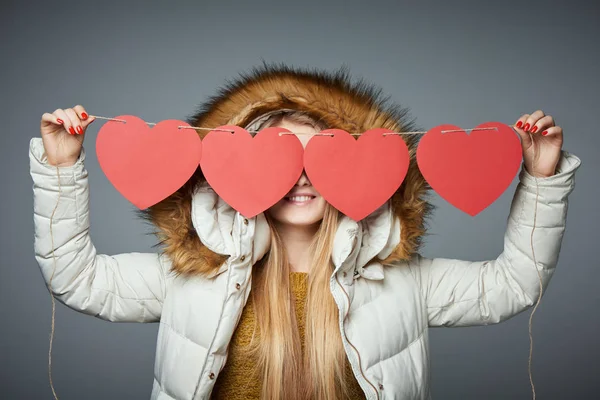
[{"xmin": 277, "ymin": 214, "xmax": 323, "ymax": 227}]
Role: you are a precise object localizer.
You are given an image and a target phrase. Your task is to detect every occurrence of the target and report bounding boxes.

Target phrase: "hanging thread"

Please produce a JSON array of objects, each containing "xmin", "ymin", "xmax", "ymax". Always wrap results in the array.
[
  {"xmin": 44, "ymin": 120, "xmax": 542, "ymax": 400},
  {"xmin": 526, "ymin": 131, "xmax": 542, "ymax": 400}
]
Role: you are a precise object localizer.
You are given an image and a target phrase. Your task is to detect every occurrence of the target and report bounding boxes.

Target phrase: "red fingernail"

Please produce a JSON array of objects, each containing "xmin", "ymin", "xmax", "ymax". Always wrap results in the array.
[
  {"xmin": 81, "ymin": 112, "xmax": 88, "ymax": 120},
  {"xmin": 76, "ymin": 126, "xmax": 83, "ymax": 134},
  {"xmin": 524, "ymin": 123, "xmax": 530, "ymax": 131},
  {"xmin": 57, "ymin": 118, "xmax": 64, "ymax": 124},
  {"xmin": 68, "ymin": 126, "xmax": 75, "ymax": 134},
  {"xmin": 516, "ymin": 121, "xmax": 522, "ymax": 128},
  {"xmin": 542, "ymin": 130, "xmax": 548, "ymax": 136},
  {"xmin": 531, "ymin": 125, "xmax": 538, "ymax": 133}
]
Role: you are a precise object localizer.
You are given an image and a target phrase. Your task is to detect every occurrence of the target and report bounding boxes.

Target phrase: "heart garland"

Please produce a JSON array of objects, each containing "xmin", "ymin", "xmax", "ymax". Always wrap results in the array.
[{"xmin": 96, "ymin": 119, "xmax": 523, "ymax": 219}]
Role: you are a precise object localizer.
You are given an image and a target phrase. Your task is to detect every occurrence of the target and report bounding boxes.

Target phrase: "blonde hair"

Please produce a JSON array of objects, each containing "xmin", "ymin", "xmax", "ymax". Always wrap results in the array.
[{"xmin": 246, "ymin": 111, "xmax": 353, "ymax": 399}]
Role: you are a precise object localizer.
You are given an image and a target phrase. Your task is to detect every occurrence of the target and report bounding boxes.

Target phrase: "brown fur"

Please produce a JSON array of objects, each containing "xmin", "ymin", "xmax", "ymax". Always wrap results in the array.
[{"xmin": 137, "ymin": 63, "xmax": 434, "ymax": 276}]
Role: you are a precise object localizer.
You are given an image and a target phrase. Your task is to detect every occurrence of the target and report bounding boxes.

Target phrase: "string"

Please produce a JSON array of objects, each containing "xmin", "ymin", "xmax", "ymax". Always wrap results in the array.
[
  {"xmin": 527, "ymin": 131, "xmax": 543, "ymax": 400},
  {"xmin": 89, "ymin": 115, "xmax": 515, "ymax": 136},
  {"xmin": 45, "ymin": 120, "xmax": 543, "ymax": 400},
  {"xmin": 47, "ymin": 164, "xmax": 61, "ymax": 400}
]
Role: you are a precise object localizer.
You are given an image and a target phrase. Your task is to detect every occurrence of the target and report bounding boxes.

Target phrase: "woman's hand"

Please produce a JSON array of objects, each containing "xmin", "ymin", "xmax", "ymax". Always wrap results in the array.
[
  {"xmin": 40, "ymin": 105, "xmax": 95, "ymax": 167},
  {"xmin": 514, "ymin": 110, "xmax": 563, "ymax": 178}
]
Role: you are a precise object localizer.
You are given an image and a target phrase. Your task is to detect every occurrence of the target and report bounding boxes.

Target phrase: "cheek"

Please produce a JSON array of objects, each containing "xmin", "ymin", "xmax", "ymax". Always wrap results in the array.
[
  {"xmin": 266, "ymin": 201, "xmax": 284, "ymax": 219},
  {"xmin": 316, "ymin": 198, "xmax": 328, "ymax": 217}
]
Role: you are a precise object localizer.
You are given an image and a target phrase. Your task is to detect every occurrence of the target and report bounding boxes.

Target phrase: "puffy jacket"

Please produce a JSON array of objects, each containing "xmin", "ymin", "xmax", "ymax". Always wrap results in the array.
[{"xmin": 30, "ymin": 65, "xmax": 581, "ymax": 399}]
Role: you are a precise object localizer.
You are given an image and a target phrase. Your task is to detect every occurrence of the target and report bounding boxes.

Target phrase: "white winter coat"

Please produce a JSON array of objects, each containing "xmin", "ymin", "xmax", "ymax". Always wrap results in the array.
[{"xmin": 30, "ymin": 138, "xmax": 581, "ymax": 399}]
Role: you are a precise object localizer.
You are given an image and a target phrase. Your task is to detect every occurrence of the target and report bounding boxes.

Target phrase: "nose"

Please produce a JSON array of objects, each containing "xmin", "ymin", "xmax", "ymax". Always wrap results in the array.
[
  {"xmin": 297, "ymin": 134, "xmax": 311, "ymax": 149},
  {"xmin": 296, "ymin": 170, "xmax": 311, "ymax": 186}
]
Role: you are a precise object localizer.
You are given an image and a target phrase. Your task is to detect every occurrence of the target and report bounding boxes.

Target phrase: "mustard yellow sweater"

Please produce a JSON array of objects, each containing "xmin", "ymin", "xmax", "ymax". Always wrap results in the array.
[{"xmin": 211, "ymin": 272, "xmax": 365, "ymax": 399}]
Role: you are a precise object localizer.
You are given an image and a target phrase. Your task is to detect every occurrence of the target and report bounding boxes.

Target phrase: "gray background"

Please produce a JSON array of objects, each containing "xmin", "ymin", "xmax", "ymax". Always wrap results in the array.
[{"xmin": 1, "ymin": 0, "xmax": 598, "ymax": 398}]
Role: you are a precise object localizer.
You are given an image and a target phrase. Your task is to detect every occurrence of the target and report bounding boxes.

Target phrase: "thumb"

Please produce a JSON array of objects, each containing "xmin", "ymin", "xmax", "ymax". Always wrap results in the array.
[
  {"xmin": 81, "ymin": 115, "xmax": 96, "ymax": 131},
  {"xmin": 514, "ymin": 125, "xmax": 533, "ymax": 149}
]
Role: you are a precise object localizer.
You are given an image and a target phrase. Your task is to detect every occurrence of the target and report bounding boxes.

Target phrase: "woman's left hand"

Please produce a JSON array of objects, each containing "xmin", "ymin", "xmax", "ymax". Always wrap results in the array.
[{"xmin": 514, "ymin": 110, "xmax": 563, "ymax": 178}]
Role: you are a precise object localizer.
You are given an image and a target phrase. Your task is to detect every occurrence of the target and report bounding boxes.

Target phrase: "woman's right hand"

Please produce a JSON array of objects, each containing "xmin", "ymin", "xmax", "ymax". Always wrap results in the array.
[{"xmin": 40, "ymin": 105, "xmax": 96, "ymax": 167}]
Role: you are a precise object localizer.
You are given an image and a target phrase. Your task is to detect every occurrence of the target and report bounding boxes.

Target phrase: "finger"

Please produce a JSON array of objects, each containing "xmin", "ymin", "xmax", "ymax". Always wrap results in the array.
[
  {"xmin": 72, "ymin": 104, "xmax": 95, "ymax": 128},
  {"xmin": 531, "ymin": 115, "xmax": 555, "ymax": 134},
  {"xmin": 524, "ymin": 110, "xmax": 545, "ymax": 132},
  {"xmin": 72, "ymin": 104, "xmax": 88, "ymax": 120},
  {"xmin": 540, "ymin": 125, "xmax": 563, "ymax": 139},
  {"xmin": 53, "ymin": 109, "xmax": 72, "ymax": 133},
  {"xmin": 514, "ymin": 113, "xmax": 529, "ymax": 130},
  {"xmin": 65, "ymin": 108, "xmax": 82, "ymax": 135},
  {"xmin": 41, "ymin": 112, "xmax": 63, "ymax": 126}
]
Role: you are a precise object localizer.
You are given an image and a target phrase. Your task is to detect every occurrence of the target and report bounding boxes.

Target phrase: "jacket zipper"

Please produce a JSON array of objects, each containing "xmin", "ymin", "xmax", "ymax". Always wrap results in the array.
[{"xmin": 334, "ymin": 273, "xmax": 380, "ymax": 400}]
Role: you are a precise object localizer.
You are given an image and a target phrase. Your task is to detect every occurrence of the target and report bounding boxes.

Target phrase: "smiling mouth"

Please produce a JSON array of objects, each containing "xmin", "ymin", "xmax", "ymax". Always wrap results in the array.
[{"xmin": 285, "ymin": 195, "xmax": 316, "ymax": 205}]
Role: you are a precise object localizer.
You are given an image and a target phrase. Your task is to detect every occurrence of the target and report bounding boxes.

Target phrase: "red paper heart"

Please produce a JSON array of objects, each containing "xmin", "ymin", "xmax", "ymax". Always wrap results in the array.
[
  {"xmin": 304, "ymin": 128, "xmax": 410, "ymax": 221},
  {"xmin": 200, "ymin": 125, "xmax": 304, "ymax": 218},
  {"xmin": 96, "ymin": 115, "xmax": 202, "ymax": 209},
  {"xmin": 416, "ymin": 121, "xmax": 522, "ymax": 216}
]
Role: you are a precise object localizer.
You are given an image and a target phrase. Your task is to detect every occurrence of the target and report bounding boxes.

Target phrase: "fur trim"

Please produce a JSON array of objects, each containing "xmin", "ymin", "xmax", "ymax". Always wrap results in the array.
[{"xmin": 138, "ymin": 63, "xmax": 434, "ymax": 277}]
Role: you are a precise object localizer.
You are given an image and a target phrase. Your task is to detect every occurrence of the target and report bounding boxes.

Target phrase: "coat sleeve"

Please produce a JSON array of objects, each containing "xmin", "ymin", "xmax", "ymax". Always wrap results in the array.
[
  {"xmin": 407, "ymin": 150, "xmax": 581, "ymax": 327},
  {"xmin": 30, "ymin": 137, "xmax": 172, "ymax": 323}
]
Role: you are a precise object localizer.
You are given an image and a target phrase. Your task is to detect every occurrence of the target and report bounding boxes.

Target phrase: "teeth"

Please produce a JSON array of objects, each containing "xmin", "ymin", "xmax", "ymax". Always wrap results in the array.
[{"xmin": 288, "ymin": 196, "xmax": 313, "ymax": 202}]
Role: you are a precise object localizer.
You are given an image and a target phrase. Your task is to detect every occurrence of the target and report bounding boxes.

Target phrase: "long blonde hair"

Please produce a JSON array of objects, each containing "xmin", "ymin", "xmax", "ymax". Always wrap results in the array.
[{"xmin": 246, "ymin": 112, "xmax": 354, "ymax": 399}]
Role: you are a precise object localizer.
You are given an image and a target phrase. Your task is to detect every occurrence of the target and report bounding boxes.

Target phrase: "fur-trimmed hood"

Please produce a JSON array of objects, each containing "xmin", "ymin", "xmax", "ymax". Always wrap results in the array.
[{"xmin": 139, "ymin": 63, "xmax": 433, "ymax": 276}]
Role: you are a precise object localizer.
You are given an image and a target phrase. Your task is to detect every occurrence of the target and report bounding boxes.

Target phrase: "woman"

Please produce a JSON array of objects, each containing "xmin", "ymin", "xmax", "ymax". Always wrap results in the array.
[{"xmin": 31, "ymin": 64, "xmax": 581, "ymax": 399}]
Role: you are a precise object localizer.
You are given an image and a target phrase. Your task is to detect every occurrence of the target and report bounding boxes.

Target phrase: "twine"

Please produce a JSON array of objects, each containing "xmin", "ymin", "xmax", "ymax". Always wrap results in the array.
[
  {"xmin": 89, "ymin": 115, "xmax": 514, "ymax": 136},
  {"xmin": 526, "ymin": 131, "xmax": 542, "ymax": 400}
]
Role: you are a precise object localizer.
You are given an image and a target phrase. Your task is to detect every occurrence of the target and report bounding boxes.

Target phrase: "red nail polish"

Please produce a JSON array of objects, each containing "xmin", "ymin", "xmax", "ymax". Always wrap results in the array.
[
  {"xmin": 516, "ymin": 121, "xmax": 522, "ymax": 128},
  {"xmin": 81, "ymin": 112, "xmax": 88, "ymax": 120},
  {"xmin": 531, "ymin": 126, "xmax": 538, "ymax": 133},
  {"xmin": 524, "ymin": 123, "xmax": 530, "ymax": 131},
  {"xmin": 57, "ymin": 118, "xmax": 64, "ymax": 124},
  {"xmin": 68, "ymin": 126, "xmax": 75, "ymax": 134},
  {"xmin": 76, "ymin": 126, "xmax": 83, "ymax": 134},
  {"xmin": 542, "ymin": 130, "xmax": 548, "ymax": 136}
]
